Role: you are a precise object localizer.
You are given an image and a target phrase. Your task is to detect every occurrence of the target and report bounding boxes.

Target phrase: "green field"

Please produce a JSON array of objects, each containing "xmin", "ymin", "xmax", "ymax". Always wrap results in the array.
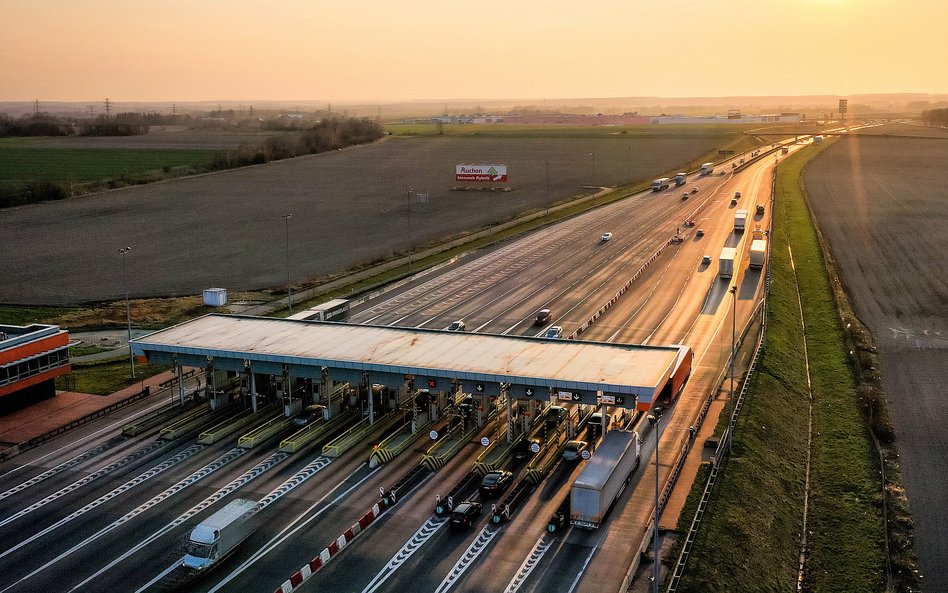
[
  {"xmin": 675, "ymin": 141, "xmax": 886, "ymax": 593},
  {"xmin": 0, "ymin": 143, "xmax": 215, "ymax": 183}
]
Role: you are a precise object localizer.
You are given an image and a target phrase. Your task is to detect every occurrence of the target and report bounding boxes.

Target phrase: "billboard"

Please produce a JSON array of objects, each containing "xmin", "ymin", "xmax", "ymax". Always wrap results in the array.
[{"xmin": 456, "ymin": 164, "xmax": 508, "ymax": 183}]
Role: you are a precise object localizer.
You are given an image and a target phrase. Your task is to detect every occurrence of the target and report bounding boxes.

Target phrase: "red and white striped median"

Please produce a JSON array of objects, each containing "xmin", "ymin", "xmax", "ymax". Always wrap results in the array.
[{"xmin": 273, "ymin": 497, "xmax": 393, "ymax": 593}]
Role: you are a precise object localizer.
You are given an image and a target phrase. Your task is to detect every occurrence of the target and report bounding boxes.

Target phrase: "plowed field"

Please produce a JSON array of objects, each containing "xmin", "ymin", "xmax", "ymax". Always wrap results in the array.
[
  {"xmin": 806, "ymin": 136, "xmax": 948, "ymax": 591},
  {"xmin": 0, "ymin": 132, "xmax": 738, "ymax": 304}
]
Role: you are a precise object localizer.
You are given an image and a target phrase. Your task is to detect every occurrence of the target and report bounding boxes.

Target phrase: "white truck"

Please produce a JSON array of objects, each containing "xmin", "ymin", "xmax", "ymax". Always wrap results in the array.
[
  {"xmin": 700, "ymin": 162, "xmax": 714, "ymax": 175},
  {"xmin": 719, "ymin": 247, "xmax": 737, "ymax": 279},
  {"xmin": 651, "ymin": 177, "xmax": 670, "ymax": 191},
  {"xmin": 286, "ymin": 298, "xmax": 350, "ymax": 322},
  {"xmin": 750, "ymin": 239, "xmax": 767, "ymax": 269},
  {"xmin": 570, "ymin": 430, "xmax": 641, "ymax": 529},
  {"xmin": 674, "ymin": 173, "xmax": 687, "ymax": 186},
  {"xmin": 734, "ymin": 209, "xmax": 748, "ymax": 233},
  {"xmin": 183, "ymin": 499, "xmax": 257, "ymax": 571}
]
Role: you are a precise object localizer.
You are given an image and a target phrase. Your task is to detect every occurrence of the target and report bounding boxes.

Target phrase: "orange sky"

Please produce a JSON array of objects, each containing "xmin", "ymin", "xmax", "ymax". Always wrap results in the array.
[{"xmin": 1, "ymin": 0, "xmax": 945, "ymax": 102}]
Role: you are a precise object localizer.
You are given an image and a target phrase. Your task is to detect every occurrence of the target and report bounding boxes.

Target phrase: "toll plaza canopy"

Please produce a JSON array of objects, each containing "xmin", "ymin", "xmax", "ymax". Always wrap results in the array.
[{"xmin": 131, "ymin": 314, "xmax": 688, "ymax": 409}]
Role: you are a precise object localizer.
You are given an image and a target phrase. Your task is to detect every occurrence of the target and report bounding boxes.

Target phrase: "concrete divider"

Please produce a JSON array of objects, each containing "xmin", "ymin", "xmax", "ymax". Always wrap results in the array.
[
  {"xmin": 198, "ymin": 406, "xmax": 276, "ymax": 444},
  {"xmin": 157, "ymin": 403, "xmax": 227, "ymax": 441},
  {"xmin": 237, "ymin": 415, "xmax": 294, "ymax": 449},
  {"xmin": 369, "ymin": 415, "xmax": 431, "ymax": 468}
]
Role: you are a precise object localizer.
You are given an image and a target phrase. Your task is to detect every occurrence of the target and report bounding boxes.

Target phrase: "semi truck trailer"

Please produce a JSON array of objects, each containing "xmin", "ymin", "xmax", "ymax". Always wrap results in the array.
[
  {"xmin": 700, "ymin": 162, "xmax": 714, "ymax": 175},
  {"xmin": 674, "ymin": 173, "xmax": 686, "ymax": 186},
  {"xmin": 570, "ymin": 430, "xmax": 641, "ymax": 529},
  {"xmin": 183, "ymin": 499, "xmax": 257, "ymax": 571},
  {"xmin": 719, "ymin": 247, "xmax": 737, "ymax": 279},
  {"xmin": 750, "ymin": 239, "xmax": 767, "ymax": 269},
  {"xmin": 651, "ymin": 177, "xmax": 670, "ymax": 191}
]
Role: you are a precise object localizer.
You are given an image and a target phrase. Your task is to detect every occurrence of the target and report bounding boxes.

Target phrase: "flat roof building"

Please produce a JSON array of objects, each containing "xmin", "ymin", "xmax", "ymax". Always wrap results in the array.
[{"xmin": 0, "ymin": 324, "xmax": 71, "ymax": 411}]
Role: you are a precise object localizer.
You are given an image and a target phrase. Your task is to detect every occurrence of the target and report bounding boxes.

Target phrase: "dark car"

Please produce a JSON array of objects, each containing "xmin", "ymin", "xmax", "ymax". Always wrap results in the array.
[
  {"xmin": 690, "ymin": 187, "xmax": 699, "ymax": 194},
  {"xmin": 480, "ymin": 470, "xmax": 513, "ymax": 496},
  {"xmin": 562, "ymin": 440, "xmax": 589, "ymax": 461},
  {"xmin": 514, "ymin": 436, "xmax": 543, "ymax": 459},
  {"xmin": 534, "ymin": 309, "xmax": 552, "ymax": 325},
  {"xmin": 294, "ymin": 404, "xmax": 325, "ymax": 426},
  {"xmin": 449, "ymin": 500, "xmax": 483, "ymax": 528},
  {"xmin": 446, "ymin": 320, "xmax": 466, "ymax": 331}
]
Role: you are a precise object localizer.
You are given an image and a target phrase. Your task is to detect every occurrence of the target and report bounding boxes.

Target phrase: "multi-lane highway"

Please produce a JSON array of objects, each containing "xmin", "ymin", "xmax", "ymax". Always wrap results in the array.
[{"xmin": 0, "ymin": 141, "xmax": 799, "ymax": 593}]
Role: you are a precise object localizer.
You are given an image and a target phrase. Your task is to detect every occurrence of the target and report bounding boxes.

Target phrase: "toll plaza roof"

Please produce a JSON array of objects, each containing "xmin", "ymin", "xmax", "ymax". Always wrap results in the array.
[{"xmin": 131, "ymin": 314, "xmax": 686, "ymax": 403}]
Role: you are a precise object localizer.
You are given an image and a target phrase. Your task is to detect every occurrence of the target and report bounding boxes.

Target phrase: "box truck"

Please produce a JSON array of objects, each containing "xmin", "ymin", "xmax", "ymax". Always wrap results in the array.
[
  {"xmin": 750, "ymin": 239, "xmax": 767, "ymax": 269},
  {"xmin": 719, "ymin": 247, "xmax": 737, "ymax": 279},
  {"xmin": 183, "ymin": 499, "xmax": 257, "ymax": 571},
  {"xmin": 286, "ymin": 298, "xmax": 350, "ymax": 322},
  {"xmin": 734, "ymin": 209, "xmax": 748, "ymax": 233},
  {"xmin": 700, "ymin": 162, "xmax": 714, "ymax": 175},
  {"xmin": 570, "ymin": 430, "xmax": 641, "ymax": 529},
  {"xmin": 674, "ymin": 173, "xmax": 687, "ymax": 186}
]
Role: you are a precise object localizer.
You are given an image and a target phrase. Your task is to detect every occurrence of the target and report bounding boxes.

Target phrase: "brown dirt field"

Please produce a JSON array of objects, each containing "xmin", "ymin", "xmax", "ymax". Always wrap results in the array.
[
  {"xmin": 0, "ymin": 134, "xmax": 732, "ymax": 305},
  {"xmin": 806, "ymin": 136, "xmax": 948, "ymax": 591}
]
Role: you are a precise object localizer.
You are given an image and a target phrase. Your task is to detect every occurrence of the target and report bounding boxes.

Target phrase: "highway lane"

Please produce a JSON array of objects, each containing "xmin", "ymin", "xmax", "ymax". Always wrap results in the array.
[{"xmin": 0, "ymin": 143, "xmax": 801, "ymax": 593}]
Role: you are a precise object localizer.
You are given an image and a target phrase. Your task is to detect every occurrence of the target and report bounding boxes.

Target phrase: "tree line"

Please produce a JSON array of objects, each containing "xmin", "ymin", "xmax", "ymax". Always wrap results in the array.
[{"xmin": 921, "ymin": 108, "xmax": 948, "ymax": 127}]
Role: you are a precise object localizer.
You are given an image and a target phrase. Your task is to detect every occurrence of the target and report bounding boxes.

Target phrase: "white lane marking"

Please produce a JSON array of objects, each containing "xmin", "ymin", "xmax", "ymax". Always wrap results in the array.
[
  {"xmin": 360, "ymin": 517, "xmax": 448, "ymax": 593},
  {"xmin": 67, "ymin": 450, "xmax": 290, "ymax": 592},
  {"xmin": 0, "ymin": 439, "xmax": 166, "ymax": 529},
  {"xmin": 0, "ymin": 443, "xmax": 203, "ymax": 561},
  {"xmin": 434, "ymin": 525, "xmax": 501, "ymax": 593},
  {"xmin": 252, "ymin": 455, "xmax": 334, "ymax": 513},
  {"xmin": 565, "ymin": 545, "xmax": 599, "ymax": 593},
  {"xmin": 0, "ymin": 435, "xmax": 124, "ymax": 501},
  {"xmin": 504, "ymin": 534, "xmax": 555, "ymax": 593},
  {"xmin": 133, "ymin": 559, "xmax": 183, "ymax": 593},
  {"xmin": 2, "ymin": 447, "xmax": 245, "ymax": 593},
  {"xmin": 208, "ymin": 464, "xmax": 377, "ymax": 592}
]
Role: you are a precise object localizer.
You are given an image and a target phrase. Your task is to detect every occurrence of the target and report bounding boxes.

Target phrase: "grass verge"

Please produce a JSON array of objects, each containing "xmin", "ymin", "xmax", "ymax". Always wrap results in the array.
[
  {"xmin": 675, "ymin": 141, "xmax": 887, "ymax": 593},
  {"xmin": 57, "ymin": 360, "xmax": 171, "ymax": 396}
]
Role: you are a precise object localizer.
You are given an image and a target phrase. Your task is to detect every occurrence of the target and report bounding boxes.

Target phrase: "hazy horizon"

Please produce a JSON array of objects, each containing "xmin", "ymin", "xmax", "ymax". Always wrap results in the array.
[{"xmin": 2, "ymin": 0, "xmax": 946, "ymax": 103}]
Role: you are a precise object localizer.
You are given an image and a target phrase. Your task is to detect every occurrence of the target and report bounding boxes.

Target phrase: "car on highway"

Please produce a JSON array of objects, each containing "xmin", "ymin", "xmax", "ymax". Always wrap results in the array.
[
  {"xmin": 696, "ymin": 228, "xmax": 705, "ymax": 237},
  {"xmin": 514, "ymin": 436, "xmax": 543, "ymax": 459},
  {"xmin": 702, "ymin": 255, "xmax": 712, "ymax": 265},
  {"xmin": 562, "ymin": 439, "xmax": 589, "ymax": 461},
  {"xmin": 735, "ymin": 191, "xmax": 742, "ymax": 198},
  {"xmin": 535, "ymin": 309, "xmax": 552, "ymax": 325},
  {"xmin": 294, "ymin": 404, "xmax": 325, "ymax": 426},
  {"xmin": 544, "ymin": 325, "xmax": 563, "ymax": 339},
  {"xmin": 446, "ymin": 320, "xmax": 466, "ymax": 331},
  {"xmin": 600, "ymin": 232, "xmax": 613, "ymax": 242},
  {"xmin": 480, "ymin": 470, "xmax": 513, "ymax": 496},
  {"xmin": 449, "ymin": 500, "xmax": 483, "ymax": 528},
  {"xmin": 681, "ymin": 192, "xmax": 689, "ymax": 200},
  {"xmin": 691, "ymin": 187, "xmax": 699, "ymax": 194}
]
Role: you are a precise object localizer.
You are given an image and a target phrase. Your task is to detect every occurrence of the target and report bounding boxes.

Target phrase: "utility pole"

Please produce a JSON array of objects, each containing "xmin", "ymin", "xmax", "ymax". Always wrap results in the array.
[
  {"xmin": 729, "ymin": 285, "xmax": 738, "ymax": 453},
  {"xmin": 406, "ymin": 189, "xmax": 413, "ymax": 272},
  {"xmin": 33, "ymin": 99, "xmax": 39, "ymax": 117},
  {"xmin": 648, "ymin": 413, "xmax": 661, "ymax": 593},
  {"xmin": 545, "ymin": 161, "xmax": 551, "ymax": 218},
  {"xmin": 104, "ymin": 98, "xmax": 111, "ymax": 120}
]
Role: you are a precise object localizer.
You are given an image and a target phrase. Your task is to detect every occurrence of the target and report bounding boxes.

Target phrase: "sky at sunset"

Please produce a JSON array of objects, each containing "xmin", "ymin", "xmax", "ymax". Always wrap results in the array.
[{"xmin": 1, "ymin": 0, "xmax": 945, "ymax": 102}]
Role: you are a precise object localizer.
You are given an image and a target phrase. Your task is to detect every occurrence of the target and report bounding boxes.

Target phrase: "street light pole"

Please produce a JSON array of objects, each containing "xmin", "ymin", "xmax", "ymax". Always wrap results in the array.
[
  {"xmin": 282, "ymin": 214, "xmax": 293, "ymax": 314},
  {"xmin": 545, "ymin": 160, "xmax": 551, "ymax": 219},
  {"xmin": 589, "ymin": 152, "xmax": 596, "ymax": 186},
  {"xmin": 729, "ymin": 285, "xmax": 737, "ymax": 453},
  {"xmin": 406, "ymin": 188, "xmax": 413, "ymax": 272},
  {"xmin": 648, "ymin": 412, "xmax": 661, "ymax": 593},
  {"xmin": 117, "ymin": 246, "xmax": 135, "ymax": 379}
]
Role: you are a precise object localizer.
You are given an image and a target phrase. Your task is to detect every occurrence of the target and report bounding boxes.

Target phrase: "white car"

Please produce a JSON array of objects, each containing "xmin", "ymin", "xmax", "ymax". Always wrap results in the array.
[
  {"xmin": 446, "ymin": 320, "xmax": 466, "ymax": 331},
  {"xmin": 545, "ymin": 326, "xmax": 563, "ymax": 339},
  {"xmin": 702, "ymin": 255, "xmax": 712, "ymax": 265},
  {"xmin": 600, "ymin": 232, "xmax": 613, "ymax": 242}
]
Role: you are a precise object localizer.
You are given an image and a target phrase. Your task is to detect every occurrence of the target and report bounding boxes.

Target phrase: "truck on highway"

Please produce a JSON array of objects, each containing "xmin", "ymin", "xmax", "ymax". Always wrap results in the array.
[
  {"xmin": 782, "ymin": 146, "xmax": 790, "ymax": 155},
  {"xmin": 287, "ymin": 298, "xmax": 350, "ymax": 322},
  {"xmin": 719, "ymin": 247, "xmax": 737, "ymax": 279},
  {"xmin": 570, "ymin": 430, "xmax": 641, "ymax": 529},
  {"xmin": 734, "ymin": 209, "xmax": 748, "ymax": 233},
  {"xmin": 756, "ymin": 204, "xmax": 765, "ymax": 215},
  {"xmin": 750, "ymin": 239, "xmax": 767, "ymax": 269},
  {"xmin": 674, "ymin": 173, "xmax": 687, "ymax": 186},
  {"xmin": 183, "ymin": 499, "xmax": 257, "ymax": 571},
  {"xmin": 700, "ymin": 162, "xmax": 714, "ymax": 175},
  {"xmin": 813, "ymin": 135, "xmax": 824, "ymax": 144},
  {"xmin": 651, "ymin": 177, "xmax": 670, "ymax": 191}
]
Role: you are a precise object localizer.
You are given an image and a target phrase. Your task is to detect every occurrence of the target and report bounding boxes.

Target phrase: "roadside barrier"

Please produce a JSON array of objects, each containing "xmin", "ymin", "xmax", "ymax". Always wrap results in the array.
[{"xmin": 273, "ymin": 496, "xmax": 395, "ymax": 593}]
